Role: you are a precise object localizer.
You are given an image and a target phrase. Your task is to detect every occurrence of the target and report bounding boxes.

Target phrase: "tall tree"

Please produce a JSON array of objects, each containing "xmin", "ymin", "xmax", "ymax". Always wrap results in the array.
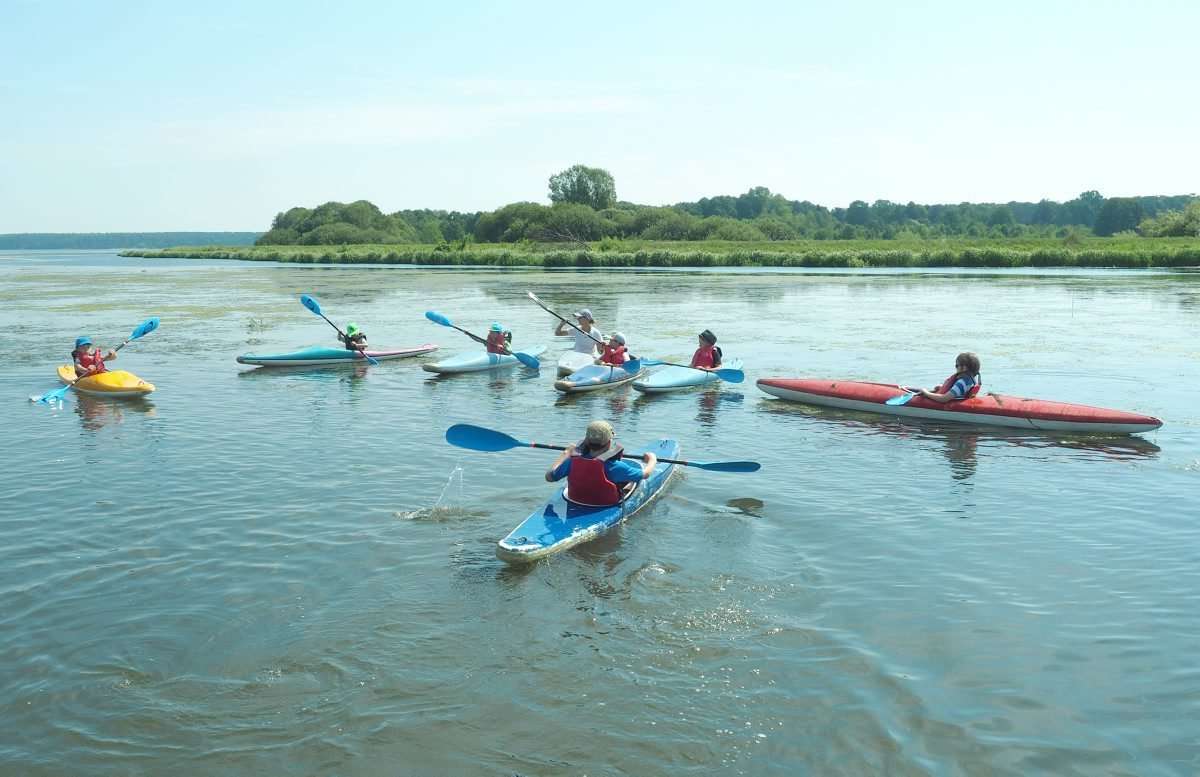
[
  {"xmin": 1093, "ymin": 197, "xmax": 1144, "ymax": 236},
  {"xmin": 548, "ymin": 165, "xmax": 617, "ymax": 210}
]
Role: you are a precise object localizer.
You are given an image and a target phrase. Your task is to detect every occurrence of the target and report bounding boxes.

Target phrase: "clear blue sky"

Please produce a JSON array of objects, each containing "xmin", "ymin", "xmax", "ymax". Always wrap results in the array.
[{"xmin": 2, "ymin": 0, "xmax": 1196, "ymax": 231}]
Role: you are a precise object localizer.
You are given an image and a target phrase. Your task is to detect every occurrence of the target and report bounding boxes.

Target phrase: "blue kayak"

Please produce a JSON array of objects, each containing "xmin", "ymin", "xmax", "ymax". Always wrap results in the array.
[
  {"xmin": 496, "ymin": 439, "xmax": 680, "ymax": 563},
  {"xmin": 422, "ymin": 344, "xmax": 546, "ymax": 374},
  {"xmin": 553, "ymin": 362, "xmax": 645, "ymax": 393},
  {"xmin": 633, "ymin": 358, "xmax": 744, "ymax": 393},
  {"xmin": 237, "ymin": 344, "xmax": 438, "ymax": 367}
]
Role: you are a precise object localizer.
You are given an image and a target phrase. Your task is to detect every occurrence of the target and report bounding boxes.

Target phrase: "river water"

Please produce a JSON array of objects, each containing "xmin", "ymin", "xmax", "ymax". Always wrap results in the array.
[{"xmin": 2, "ymin": 251, "xmax": 1197, "ymax": 776}]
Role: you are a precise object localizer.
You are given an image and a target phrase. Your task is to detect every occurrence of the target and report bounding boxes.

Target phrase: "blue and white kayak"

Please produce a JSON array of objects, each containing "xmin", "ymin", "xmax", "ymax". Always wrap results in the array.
[
  {"xmin": 554, "ymin": 362, "xmax": 645, "ymax": 393},
  {"xmin": 237, "ymin": 344, "xmax": 438, "ymax": 367},
  {"xmin": 556, "ymin": 350, "xmax": 596, "ymax": 377},
  {"xmin": 633, "ymin": 358, "xmax": 744, "ymax": 394},
  {"xmin": 422, "ymin": 344, "xmax": 546, "ymax": 374},
  {"xmin": 497, "ymin": 439, "xmax": 680, "ymax": 563}
]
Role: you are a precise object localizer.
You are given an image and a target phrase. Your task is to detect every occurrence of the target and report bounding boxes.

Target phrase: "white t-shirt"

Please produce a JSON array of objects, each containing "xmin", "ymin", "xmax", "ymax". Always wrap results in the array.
[{"xmin": 570, "ymin": 326, "xmax": 604, "ymax": 354}]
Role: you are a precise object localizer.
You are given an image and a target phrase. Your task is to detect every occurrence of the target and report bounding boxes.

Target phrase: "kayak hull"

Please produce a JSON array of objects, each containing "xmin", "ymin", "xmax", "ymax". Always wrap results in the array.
[
  {"xmin": 57, "ymin": 365, "xmax": 155, "ymax": 397},
  {"xmin": 556, "ymin": 350, "xmax": 597, "ymax": 377},
  {"xmin": 422, "ymin": 345, "xmax": 546, "ymax": 374},
  {"xmin": 237, "ymin": 344, "xmax": 438, "ymax": 367},
  {"xmin": 497, "ymin": 439, "xmax": 679, "ymax": 563},
  {"xmin": 634, "ymin": 359, "xmax": 744, "ymax": 393},
  {"xmin": 757, "ymin": 378, "xmax": 1163, "ymax": 434},
  {"xmin": 554, "ymin": 363, "xmax": 645, "ymax": 393}
]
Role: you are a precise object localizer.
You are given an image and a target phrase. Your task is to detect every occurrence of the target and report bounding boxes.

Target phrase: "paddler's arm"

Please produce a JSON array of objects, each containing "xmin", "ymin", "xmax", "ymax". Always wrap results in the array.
[
  {"xmin": 554, "ymin": 321, "xmax": 569, "ymax": 336},
  {"xmin": 912, "ymin": 388, "xmax": 957, "ymax": 404},
  {"xmin": 639, "ymin": 452, "xmax": 657, "ymax": 478},
  {"xmin": 545, "ymin": 445, "xmax": 575, "ymax": 482}
]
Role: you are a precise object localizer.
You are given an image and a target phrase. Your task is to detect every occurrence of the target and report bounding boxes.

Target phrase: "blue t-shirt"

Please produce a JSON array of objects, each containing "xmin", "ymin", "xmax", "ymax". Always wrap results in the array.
[
  {"xmin": 948, "ymin": 375, "xmax": 979, "ymax": 398},
  {"xmin": 550, "ymin": 455, "xmax": 644, "ymax": 484}
]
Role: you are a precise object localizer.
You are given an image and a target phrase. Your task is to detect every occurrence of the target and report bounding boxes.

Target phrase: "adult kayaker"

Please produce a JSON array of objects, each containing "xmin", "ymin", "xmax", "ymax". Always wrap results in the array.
[
  {"xmin": 545, "ymin": 420, "xmax": 657, "ymax": 506},
  {"xmin": 484, "ymin": 322, "xmax": 514, "ymax": 354},
  {"xmin": 555, "ymin": 308, "xmax": 604, "ymax": 356},
  {"xmin": 71, "ymin": 336, "xmax": 116, "ymax": 377},
  {"xmin": 690, "ymin": 329, "xmax": 723, "ymax": 370},
  {"xmin": 905, "ymin": 352, "xmax": 982, "ymax": 403},
  {"xmin": 339, "ymin": 323, "xmax": 368, "ymax": 352},
  {"xmin": 599, "ymin": 332, "xmax": 629, "ymax": 366}
]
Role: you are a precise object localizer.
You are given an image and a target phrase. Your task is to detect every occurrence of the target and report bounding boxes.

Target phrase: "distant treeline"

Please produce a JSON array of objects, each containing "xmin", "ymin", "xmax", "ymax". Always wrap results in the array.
[
  {"xmin": 0, "ymin": 232, "xmax": 261, "ymax": 250},
  {"xmin": 255, "ymin": 168, "xmax": 1199, "ymax": 247}
]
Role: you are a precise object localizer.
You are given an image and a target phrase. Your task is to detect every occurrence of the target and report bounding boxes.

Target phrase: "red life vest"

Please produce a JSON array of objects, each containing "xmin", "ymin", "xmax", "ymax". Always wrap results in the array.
[
  {"xmin": 485, "ymin": 331, "xmax": 509, "ymax": 354},
  {"xmin": 691, "ymin": 344, "xmax": 720, "ymax": 368},
  {"xmin": 566, "ymin": 442, "xmax": 625, "ymax": 506},
  {"xmin": 73, "ymin": 347, "xmax": 107, "ymax": 375},
  {"xmin": 937, "ymin": 372, "xmax": 981, "ymax": 400},
  {"xmin": 600, "ymin": 344, "xmax": 627, "ymax": 365}
]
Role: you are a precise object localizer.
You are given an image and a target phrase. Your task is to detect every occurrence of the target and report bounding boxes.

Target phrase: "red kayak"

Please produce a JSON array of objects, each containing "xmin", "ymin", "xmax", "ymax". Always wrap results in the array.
[{"xmin": 757, "ymin": 378, "xmax": 1162, "ymax": 434}]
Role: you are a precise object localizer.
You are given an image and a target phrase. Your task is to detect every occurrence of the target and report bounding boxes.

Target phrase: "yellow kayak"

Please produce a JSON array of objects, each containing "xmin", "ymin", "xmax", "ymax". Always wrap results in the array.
[{"xmin": 57, "ymin": 365, "xmax": 156, "ymax": 398}]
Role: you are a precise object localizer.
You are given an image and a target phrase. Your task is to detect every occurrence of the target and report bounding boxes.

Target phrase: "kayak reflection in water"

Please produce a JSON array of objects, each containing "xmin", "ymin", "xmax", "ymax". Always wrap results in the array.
[
  {"xmin": 904, "ymin": 352, "xmax": 982, "ymax": 404},
  {"xmin": 690, "ymin": 329, "xmax": 723, "ymax": 370},
  {"xmin": 545, "ymin": 420, "xmax": 657, "ymax": 507},
  {"xmin": 72, "ymin": 336, "xmax": 116, "ymax": 377},
  {"xmin": 338, "ymin": 323, "xmax": 368, "ymax": 352},
  {"xmin": 599, "ymin": 332, "xmax": 629, "ymax": 366}
]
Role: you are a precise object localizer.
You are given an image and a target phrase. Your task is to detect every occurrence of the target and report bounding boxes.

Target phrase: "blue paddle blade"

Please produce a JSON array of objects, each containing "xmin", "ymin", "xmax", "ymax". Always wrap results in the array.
[
  {"xmin": 33, "ymin": 384, "xmax": 71, "ymax": 404},
  {"xmin": 514, "ymin": 351, "xmax": 540, "ymax": 369},
  {"xmin": 716, "ymin": 368, "xmax": 745, "ymax": 383},
  {"xmin": 690, "ymin": 460, "xmax": 761, "ymax": 473},
  {"xmin": 445, "ymin": 423, "xmax": 524, "ymax": 452},
  {"xmin": 130, "ymin": 317, "xmax": 160, "ymax": 340},
  {"xmin": 639, "ymin": 358, "xmax": 664, "ymax": 367},
  {"xmin": 425, "ymin": 311, "xmax": 452, "ymax": 327},
  {"xmin": 886, "ymin": 393, "xmax": 915, "ymax": 406},
  {"xmin": 624, "ymin": 358, "xmax": 641, "ymax": 373},
  {"xmin": 300, "ymin": 294, "xmax": 322, "ymax": 315}
]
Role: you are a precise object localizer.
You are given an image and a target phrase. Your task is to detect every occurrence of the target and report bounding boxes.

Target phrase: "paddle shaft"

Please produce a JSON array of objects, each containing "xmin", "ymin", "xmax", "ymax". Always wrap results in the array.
[
  {"xmin": 646, "ymin": 359, "xmax": 740, "ymax": 381},
  {"xmin": 528, "ymin": 292, "xmax": 605, "ymax": 346},
  {"xmin": 522, "ymin": 440, "xmax": 716, "ymax": 469}
]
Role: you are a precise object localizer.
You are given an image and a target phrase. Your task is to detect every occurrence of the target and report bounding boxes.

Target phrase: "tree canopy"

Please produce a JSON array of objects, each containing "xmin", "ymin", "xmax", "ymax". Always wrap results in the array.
[{"xmin": 548, "ymin": 165, "xmax": 617, "ymax": 210}]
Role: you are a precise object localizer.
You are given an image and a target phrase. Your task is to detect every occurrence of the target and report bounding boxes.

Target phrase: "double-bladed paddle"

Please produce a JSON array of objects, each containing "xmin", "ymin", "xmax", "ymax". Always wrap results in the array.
[
  {"xmin": 445, "ymin": 423, "xmax": 761, "ymax": 473},
  {"xmin": 638, "ymin": 358, "xmax": 745, "ymax": 384},
  {"xmin": 299, "ymin": 294, "xmax": 379, "ymax": 365},
  {"xmin": 32, "ymin": 317, "xmax": 160, "ymax": 404},
  {"xmin": 424, "ymin": 311, "xmax": 540, "ymax": 369}
]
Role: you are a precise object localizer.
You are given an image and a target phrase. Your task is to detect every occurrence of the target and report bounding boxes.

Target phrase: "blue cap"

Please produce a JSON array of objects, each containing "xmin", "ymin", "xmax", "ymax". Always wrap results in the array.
[
  {"xmin": 490, "ymin": 322, "xmax": 503, "ymax": 332},
  {"xmin": 75, "ymin": 336, "xmax": 92, "ymax": 348}
]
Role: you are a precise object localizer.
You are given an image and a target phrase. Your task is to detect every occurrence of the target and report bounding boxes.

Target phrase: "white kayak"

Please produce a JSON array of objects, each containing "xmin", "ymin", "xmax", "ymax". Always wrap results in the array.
[
  {"xmin": 422, "ymin": 345, "xmax": 546, "ymax": 374},
  {"xmin": 556, "ymin": 350, "xmax": 597, "ymax": 377},
  {"xmin": 554, "ymin": 362, "xmax": 645, "ymax": 393},
  {"xmin": 633, "ymin": 359, "xmax": 743, "ymax": 394}
]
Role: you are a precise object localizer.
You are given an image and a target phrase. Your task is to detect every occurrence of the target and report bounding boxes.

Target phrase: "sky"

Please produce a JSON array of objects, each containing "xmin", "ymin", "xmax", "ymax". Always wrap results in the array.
[{"xmin": 1, "ymin": 0, "xmax": 1197, "ymax": 231}]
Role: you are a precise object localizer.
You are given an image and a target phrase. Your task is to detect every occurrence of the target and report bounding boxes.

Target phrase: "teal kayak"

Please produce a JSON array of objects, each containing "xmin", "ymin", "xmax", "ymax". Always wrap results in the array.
[
  {"xmin": 237, "ymin": 344, "xmax": 438, "ymax": 367},
  {"xmin": 422, "ymin": 345, "xmax": 546, "ymax": 374},
  {"xmin": 554, "ymin": 362, "xmax": 644, "ymax": 393},
  {"xmin": 633, "ymin": 358, "xmax": 744, "ymax": 393},
  {"xmin": 497, "ymin": 439, "xmax": 680, "ymax": 563}
]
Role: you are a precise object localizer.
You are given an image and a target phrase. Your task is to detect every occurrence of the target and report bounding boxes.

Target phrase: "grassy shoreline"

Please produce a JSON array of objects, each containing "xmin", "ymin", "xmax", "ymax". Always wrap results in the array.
[{"xmin": 121, "ymin": 238, "xmax": 1200, "ymax": 269}]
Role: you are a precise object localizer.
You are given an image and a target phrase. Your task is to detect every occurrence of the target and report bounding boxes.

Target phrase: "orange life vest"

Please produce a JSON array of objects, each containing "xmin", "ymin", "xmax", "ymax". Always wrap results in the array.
[
  {"xmin": 600, "ymin": 344, "xmax": 627, "ymax": 365},
  {"xmin": 938, "ymin": 372, "xmax": 981, "ymax": 400}
]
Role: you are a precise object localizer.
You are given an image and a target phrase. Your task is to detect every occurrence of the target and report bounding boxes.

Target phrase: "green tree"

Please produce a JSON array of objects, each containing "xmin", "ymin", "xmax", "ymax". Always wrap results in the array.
[
  {"xmin": 548, "ymin": 165, "xmax": 617, "ymax": 209},
  {"xmin": 1093, "ymin": 197, "xmax": 1144, "ymax": 236}
]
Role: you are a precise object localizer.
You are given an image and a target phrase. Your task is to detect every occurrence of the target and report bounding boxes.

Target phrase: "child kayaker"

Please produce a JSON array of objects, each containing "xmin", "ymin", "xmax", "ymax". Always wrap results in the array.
[
  {"xmin": 555, "ymin": 308, "xmax": 604, "ymax": 356},
  {"xmin": 484, "ymin": 322, "xmax": 514, "ymax": 354},
  {"xmin": 71, "ymin": 336, "xmax": 116, "ymax": 377},
  {"xmin": 599, "ymin": 332, "xmax": 629, "ymax": 366},
  {"xmin": 690, "ymin": 329, "xmax": 723, "ymax": 370},
  {"xmin": 339, "ymin": 323, "xmax": 368, "ymax": 352},
  {"xmin": 906, "ymin": 352, "xmax": 982, "ymax": 403},
  {"xmin": 545, "ymin": 420, "xmax": 658, "ymax": 506}
]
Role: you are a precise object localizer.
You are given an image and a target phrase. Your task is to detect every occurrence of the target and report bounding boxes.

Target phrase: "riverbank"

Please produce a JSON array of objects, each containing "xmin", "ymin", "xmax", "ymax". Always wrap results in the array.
[{"xmin": 120, "ymin": 237, "xmax": 1200, "ymax": 268}]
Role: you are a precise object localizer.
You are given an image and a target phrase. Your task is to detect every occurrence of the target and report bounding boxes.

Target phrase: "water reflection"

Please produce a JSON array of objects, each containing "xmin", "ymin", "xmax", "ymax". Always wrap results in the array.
[
  {"xmin": 760, "ymin": 402, "xmax": 1161, "ymax": 479},
  {"xmin": 72, "ymin": 395, "xmax": 156, "ymax": 431}
]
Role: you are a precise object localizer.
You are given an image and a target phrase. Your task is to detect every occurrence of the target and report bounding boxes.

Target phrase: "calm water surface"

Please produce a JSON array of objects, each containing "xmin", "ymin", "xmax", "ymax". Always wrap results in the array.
[{"xmin": 1, "ymin": 251, "xmax": 1198, "ymax": 776}]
